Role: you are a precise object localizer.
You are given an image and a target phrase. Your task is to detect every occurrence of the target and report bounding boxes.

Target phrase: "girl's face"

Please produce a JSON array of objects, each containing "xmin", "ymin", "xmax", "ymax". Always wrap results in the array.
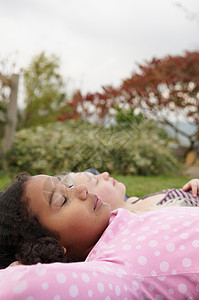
[
  {"xmin": 69, "ymin": 172, "xmax": 126, "ymax": 210},
  {"xmin": 24, "ymin": 175, "xmax": 111, "ymax": 258}
]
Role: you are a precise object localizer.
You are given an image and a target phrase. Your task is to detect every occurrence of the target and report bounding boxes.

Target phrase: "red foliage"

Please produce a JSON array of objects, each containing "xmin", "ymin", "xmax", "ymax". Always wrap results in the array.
[
  {"xmin": 58, "ymin": 51, "xmax": 199, "ymax": 133},
  {"xmin": 81, "ymin": 51, "xmax": 199, "ymax": 127}
]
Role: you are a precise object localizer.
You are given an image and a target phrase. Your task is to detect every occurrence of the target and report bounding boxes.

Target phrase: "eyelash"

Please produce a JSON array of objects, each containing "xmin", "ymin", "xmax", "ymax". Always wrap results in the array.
[
  {"xmin": 62, "ymin": 197, "xmax": 68, "ymax": 206},
  {"xmin": 61, "ymin": 184, "xmax": 73, "ymax": 206}
]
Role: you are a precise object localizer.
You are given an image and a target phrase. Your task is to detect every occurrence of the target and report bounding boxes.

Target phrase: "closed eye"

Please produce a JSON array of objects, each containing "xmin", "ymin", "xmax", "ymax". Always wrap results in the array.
[{"xmin": 62, "ymin": 197, "xmax": 68, "ymax": 206}]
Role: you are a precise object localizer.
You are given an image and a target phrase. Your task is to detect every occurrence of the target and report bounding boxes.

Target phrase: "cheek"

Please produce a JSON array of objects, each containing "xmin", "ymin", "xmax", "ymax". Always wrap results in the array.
[{"xmin": 96, "ymin": 184, "xmax": 123, "ymax": 205}]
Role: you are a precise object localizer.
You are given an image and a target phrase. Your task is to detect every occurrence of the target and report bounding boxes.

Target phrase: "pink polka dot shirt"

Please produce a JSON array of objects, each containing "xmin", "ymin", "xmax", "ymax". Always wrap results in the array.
[{"xmin": 1, "ymin": 207, "xmax": 199, "ymax": 299}]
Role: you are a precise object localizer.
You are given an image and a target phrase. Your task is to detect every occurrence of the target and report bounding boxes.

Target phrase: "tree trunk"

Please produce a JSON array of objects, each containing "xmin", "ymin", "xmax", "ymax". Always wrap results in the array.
[{"xmin": 3, "ymin": 74, "xmax": 19, "ymax": 154}]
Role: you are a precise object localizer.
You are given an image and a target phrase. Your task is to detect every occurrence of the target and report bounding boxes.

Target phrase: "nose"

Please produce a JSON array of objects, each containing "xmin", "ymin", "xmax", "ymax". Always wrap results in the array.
[
  {"xmin": 100, "ymin": 172, "xmax": 109, "ymax": 180},
  {"xmin": 75, "ymin": 185, "xmax": 88, "ymax": 201}
]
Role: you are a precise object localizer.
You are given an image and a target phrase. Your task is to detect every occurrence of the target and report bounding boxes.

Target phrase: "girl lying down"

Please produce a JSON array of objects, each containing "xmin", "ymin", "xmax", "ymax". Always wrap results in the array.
[
  {"xmin": 0, "ymin": 175, "xmax": 199, "ymax": 299},
  {"xmin": 63, "ymin": 171, "xmax": 199, "ymax": 212}
]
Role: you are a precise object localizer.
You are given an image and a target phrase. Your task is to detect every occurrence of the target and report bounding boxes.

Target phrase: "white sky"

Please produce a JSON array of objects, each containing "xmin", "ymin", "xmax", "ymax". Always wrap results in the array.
[{"xmin": 0, "ymin": 0, "xmax": 198, "ymax": 102}]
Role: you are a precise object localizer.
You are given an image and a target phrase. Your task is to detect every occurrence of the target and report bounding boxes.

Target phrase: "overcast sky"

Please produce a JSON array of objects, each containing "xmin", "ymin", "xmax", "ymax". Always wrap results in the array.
[{"xmin": 0, "ymin": 0, "xmax": 198, "ymax": 101}]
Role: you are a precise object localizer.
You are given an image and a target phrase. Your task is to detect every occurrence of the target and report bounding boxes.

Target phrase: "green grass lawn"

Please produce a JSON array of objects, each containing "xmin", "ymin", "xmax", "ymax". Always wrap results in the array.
[
  {"xmin": 113, "ymin": 174, "xmax": 190, "ymax": 197},
  {"xmin": 0, "ymin": 172, "xmax": 12, "ymax": 190},
  {"xmin": 0, "ymin": 171, "xmax": 191, "ymax": 197}
]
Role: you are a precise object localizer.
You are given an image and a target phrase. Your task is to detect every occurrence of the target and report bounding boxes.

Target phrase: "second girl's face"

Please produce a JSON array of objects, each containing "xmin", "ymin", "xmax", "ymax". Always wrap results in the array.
[
  {"xmin": 24, "ymin": 175, "xmax": 111, "ymax": 258},
  {"xmin": 69, "ymin": 172, "xmax": 126, "ymax": 210}
]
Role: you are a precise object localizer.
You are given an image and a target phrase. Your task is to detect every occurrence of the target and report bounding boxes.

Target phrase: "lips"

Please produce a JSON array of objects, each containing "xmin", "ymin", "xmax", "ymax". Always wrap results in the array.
[
  {"xmin": 112, "ymin": 178, "xmax": 117, "ymax": 186},
  {"xmin": 94, "ymin": 195, "xmax": 102, "ymax": 210}
]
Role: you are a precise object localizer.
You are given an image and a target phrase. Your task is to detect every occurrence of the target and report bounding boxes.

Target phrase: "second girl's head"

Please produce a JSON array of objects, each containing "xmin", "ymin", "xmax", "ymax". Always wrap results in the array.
[{"xmin": 61, "ymin": 172, "xmax": 126, "ymax": 210}]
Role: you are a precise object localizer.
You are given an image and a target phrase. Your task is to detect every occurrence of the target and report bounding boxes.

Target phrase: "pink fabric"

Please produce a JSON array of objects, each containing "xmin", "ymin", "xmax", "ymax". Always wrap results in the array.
[{"xmin": 1, "ymin": 207, "xmax": 199, "ymax": 299}]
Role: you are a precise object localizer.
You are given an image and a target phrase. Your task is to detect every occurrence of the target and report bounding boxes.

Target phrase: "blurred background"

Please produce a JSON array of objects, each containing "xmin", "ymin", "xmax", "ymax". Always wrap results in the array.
[{"xmin": 0, "ymin": 0, "xmax": 199, "ymax": 192}]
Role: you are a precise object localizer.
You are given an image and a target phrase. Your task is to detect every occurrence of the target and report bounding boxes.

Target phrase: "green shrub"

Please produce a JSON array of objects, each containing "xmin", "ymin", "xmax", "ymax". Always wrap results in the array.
[{"xmin": 7, "ymin": 120, "xmax": 180, "ymax": 175}]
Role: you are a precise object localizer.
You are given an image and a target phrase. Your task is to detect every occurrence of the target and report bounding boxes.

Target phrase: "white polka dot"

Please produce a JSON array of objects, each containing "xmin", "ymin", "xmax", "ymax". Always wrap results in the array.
[
  {"xmin": 180, "ymin": 233, "xmax": 189, "ymax": 239},
  {"xmin": 13, "ymin": 280, "xmax": 27, "ymax": 294},
  {"xmin": 195, "ymin": 228, "xmax": 199, "ymax": 232},
  {"xmin": 166, "ymin": 243, "xmax": 175, "ymax": 252},
  {"xmin": 93, "ymin": 271, "xmax": 98, "ymax": 277},
  {"xmin": 99, "ymin": 242, "xmax": 107, "ymax": 248},
  {"xmin": 122, "ymin": 244, "xmax": 132, "ymax": 251},
  {"xmin": 153, "ymin": 230, "xmax": 159, "ymax": 234},
  {"xmin": 81, "ymin": 273, "xmax": 90, "ymax": 283},
  {"xmin": 190, "ymin": 277, "xmax": 195, "ymax": 281},
  {"xmin": 97, "ymin": 282, "xmax": 104, "ymax": 293},
  {"xmin": 182, "ymin": 258, "xmax": 192, "ymax": 268},
  {"xmin": 26, "ymin": 297, "xmax": 34, "ymax": 300},
  {"xmin": 88, "ymin": 290, "xmax": 93, "ymax": 297},
  {"xmin": 107, "ymin": 244, "xmax": 115, "ymax": 249},
  {"xmin": 137, "ymin": 275, "xmax": 144, "ymax": 283},
  {"xmin": 191, "ymin": 213, "xmax": 198, "ymax": 216},
  {"xmin": 142, "ymin": 226, "xmax": 150, "ymax": 231},
  {"xmin": 115, "ymin": 285, "xmax": 121, "ymax": 296},
  {"xmin": 179, "ymin": 245, "xmax": 185, "ymax": 250},
  {"xmin": 157, "ymin": 276, "xmax": 166, "ymax": 281},
  {"xmin": 128, "ymin": 219, "xmax": 135, "ymax": 225},
  {"xmin": 173, "ymin": 228, "xmax": 178, "ymax": 232},
  {"xmin": 155, "ymin": 294, "xmax": 164, "ymax": 300},
  {"xmin": 150, "ymin": 217, "xmax": 159, "ymax": 221},
  {"xmin": 72, "ymin": 272, "xmax": 78, "ymax": 278},
  {"xmin": 151, "ymin": 270, "xmax": 156, "ymax": 276},
  {"xmin": 119, "ymin": 223, "xmax": 125, "ymax": 230},
  {"xmin": 178, "ymin": 283, "xmax": 187, "ymax": 294},
  {"xmin": 155, "ymin": 251, "xmax": 160, "ymax": 256},
  {"xmin": 105, "ymin": 297, "xmax": 110, "ymax": 300},
  {"xmin": 136, "ymin": 245, "xmax": 141, "ymax": 249},
  {"xmin": 56, "ymin": 272, "xmax": 66, "ymax": 284},
  {"xmin": 124, "ymin": 285, "xmax": 128, "ymax": 291},
  {"xmin": 69, "ymin": 285, "xmax": 79, "ymax": 298},
  {"xmin": 138, "ymin": 256, "xmax": 147, "ymax": 266},
  {"xmin": 192, "ymin": 240, "xmax": 199, "ymax": 248},
  {"xmin": 124, "ymin": 261, "xmax": 132, "ymax": 268},
  {"xmin": 172, "ymin": 269, "xmax": 177, "ymax": 275},
  {"xmin": 137, "ymin": 235, "xmax": 146, "ymax": 241},
  {"xmin": 122, "ymin": 229, "xmax": 130, "ymax": 235},
  {"xmin": 42, "ymin": 282, "xmax": 49, "ymax": 290},
  {"xmin": 11, "ymin": 271, "xmax": 23, "ymax": 281},
  {"xmin": 109, "ymin": 283, "xmax": 113, "ymax": 290},
  {"xmin": 162, "ymin": 224, "xmax": 171, "ymax": 230},
  {"xmin": 122, "ymin": 238, "xmax": 127, "ymax": 243},
  {"xmin": 54, "ymin": 296, "xmax": 61, "ymax": 300},
  {"xmin": 160, "ymin": 261, "xmax": 169, "ymax": 272},
  {"xmin": 168, "ymin": 289, "xmax": 174, "ymax": 294},
  {"xmin": 164, "ymin": 235, "xmax": 170, "ymax": 240},
  {"xmin": 167, "ymin": 216, "xmax": 174, "ymax": 220},
  {"xmin": 35, "ymin": 265, "xmax": 46, "ymax": 277},
  {"xmin": 149, "ymin": 240, "xmax": 158, "ymax": 247},
  {"xmin": 108, "ymin": 230, "xmax": 114, "ymax": 239},
  {"xmin": 183, "ymin": 221, "xmax": 191, "ymax": 227},
  {"xmin": 132, "ymin": 280, "xmax": 139, "ymax": 291},
  {"xmin": 196, "ymin": 284, "xmax": 199, "ymax": 292},
  {"xmin": 148, "ymin": 285, "xmax": 154, "ymax": 291},
  {"xmin": 117, "ymin": 268, "xmax": 127, "ymax": 276}
]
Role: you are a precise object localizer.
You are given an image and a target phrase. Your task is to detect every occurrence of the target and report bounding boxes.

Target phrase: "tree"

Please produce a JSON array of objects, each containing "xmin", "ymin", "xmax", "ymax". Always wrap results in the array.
[
  {"xmin": 0, "ymin": 55, "xmax": 19, "ymax": 158},
  {"xmin": 22, "ymin": 52, "xmax": 66, "ymax": 128},
  {"xmin": 78, "ymin": 51, "xmax": 199, "ymax": 148}
]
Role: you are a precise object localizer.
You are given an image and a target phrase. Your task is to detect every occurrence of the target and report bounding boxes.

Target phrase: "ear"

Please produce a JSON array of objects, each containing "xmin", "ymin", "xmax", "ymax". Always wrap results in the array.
[{"xmin": 62, "ymin": 246, "xmax": 67, "ymax": 254}]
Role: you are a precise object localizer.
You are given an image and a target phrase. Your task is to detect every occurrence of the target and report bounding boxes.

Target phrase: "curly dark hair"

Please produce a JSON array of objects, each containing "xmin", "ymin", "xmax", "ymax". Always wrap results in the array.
[{"xmin": 0, "ymin": 175, "xmax": 74, "ymax": 269}]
